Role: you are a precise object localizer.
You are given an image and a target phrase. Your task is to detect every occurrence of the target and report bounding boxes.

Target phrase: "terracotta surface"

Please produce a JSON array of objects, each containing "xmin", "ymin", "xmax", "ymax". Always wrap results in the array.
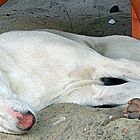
[
  {"xmin": 0, "ymin": 0, "xmax": 7, "ymax": 6},
  {"xmin": 131, "ymin": 0, "xmax": 140, "ymax": 40}
]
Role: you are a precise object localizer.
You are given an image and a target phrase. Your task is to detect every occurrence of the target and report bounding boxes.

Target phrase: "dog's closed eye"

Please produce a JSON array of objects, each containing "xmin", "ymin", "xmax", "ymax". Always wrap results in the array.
[{"xmin": 100, "ymin": 77, "xmax": 128, "ymax": 86}]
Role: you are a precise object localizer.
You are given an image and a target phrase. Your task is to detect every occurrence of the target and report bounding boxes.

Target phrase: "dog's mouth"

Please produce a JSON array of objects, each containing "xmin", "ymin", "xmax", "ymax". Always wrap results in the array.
[{"xmin": 0, "ymin": 123, "xmax": 24, "ymax": 134}]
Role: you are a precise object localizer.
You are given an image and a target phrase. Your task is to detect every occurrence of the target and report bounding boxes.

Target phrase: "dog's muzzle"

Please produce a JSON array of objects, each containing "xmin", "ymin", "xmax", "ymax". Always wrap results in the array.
[{"xmin": 12, "ymin": 110, "xmax": 36, "ymax": 131}]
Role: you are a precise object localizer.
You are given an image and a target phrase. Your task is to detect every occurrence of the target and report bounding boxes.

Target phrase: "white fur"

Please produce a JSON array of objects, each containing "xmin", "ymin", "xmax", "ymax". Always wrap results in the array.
[{"xmin": 0, "ymin": 29, "xmax": 140, "ymax": 134}]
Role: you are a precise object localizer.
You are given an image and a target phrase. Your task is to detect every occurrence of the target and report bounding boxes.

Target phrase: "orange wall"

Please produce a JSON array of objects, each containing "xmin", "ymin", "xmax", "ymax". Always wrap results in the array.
[
  {"xmin": 0, "ymin": 0, "xmax": 7, "ymax": 6},
  {"xmin": 131, "ymin": 0, "xmax": 140, "ymax": 39}
]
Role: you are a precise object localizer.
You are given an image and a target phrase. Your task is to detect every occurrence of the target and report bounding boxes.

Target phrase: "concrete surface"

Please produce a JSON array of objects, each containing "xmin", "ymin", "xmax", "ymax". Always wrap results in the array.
[{"xmin": 0, "ymin": 0, "xmax": 131, "ymax": 36}]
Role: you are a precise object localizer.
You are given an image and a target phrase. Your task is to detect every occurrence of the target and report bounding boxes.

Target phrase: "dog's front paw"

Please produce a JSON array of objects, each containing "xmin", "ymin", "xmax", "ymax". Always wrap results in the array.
[{"xmin": 123, "ymin": 98, "xmax": 140, "ymax": 119}]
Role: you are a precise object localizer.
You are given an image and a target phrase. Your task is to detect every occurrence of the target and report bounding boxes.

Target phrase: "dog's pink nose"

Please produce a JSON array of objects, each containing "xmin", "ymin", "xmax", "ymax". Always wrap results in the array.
[{"xmin": 15, "ymin": 111, "xmax": 36, "ymax": 131}]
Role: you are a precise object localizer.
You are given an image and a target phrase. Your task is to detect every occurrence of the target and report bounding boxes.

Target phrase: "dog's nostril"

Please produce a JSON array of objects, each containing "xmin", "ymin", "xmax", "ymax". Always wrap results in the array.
[
  {"xmin": 16, "ymin": 111, "xmax": 36, "ymax": 131},
  {"xmin": 27, "ymin": 111, "xmax": 34, "ymax": 116},
  {"xmin": 100, "ymin": 77, "xmax": 128, "ymax": 86}
]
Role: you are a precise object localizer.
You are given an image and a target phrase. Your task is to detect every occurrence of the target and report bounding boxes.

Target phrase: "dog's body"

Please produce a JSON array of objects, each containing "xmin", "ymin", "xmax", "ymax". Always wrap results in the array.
[{"xmin": 0, "ymin": 30, "xmax": 140, "ymax": 134}]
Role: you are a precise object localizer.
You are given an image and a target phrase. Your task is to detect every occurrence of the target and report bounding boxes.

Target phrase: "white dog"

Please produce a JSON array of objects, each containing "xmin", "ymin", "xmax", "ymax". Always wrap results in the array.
[{"xmin": 0, "ymin": 29, "xmax": 140, "ymax": 134}]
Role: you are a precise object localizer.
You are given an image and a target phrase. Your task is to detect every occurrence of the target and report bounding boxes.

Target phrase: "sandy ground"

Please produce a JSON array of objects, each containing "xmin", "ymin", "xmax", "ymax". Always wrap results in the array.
[
  {"xmin": 0, "ymin": 0, "xmax": 139, "ymax": 140},
  {"xmin": 0, "ymin": 104, "xmax": 139, "ymax": 140}
]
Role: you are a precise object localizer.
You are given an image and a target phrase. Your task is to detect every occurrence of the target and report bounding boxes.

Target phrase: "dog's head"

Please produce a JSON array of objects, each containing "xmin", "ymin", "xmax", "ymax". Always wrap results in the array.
[{"xmin": 0, "ymin": 77, "xmax": 36, "ymax": 134}]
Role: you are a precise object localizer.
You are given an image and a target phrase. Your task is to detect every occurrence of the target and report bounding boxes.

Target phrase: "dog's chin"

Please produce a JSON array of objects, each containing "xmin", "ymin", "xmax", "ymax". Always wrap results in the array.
[
  {"xmin": 0, "ymin": 127, "xmax": 26, "ymax": 135},
  {"xmin": 0, "ymin": 129, "xmax": 28, "ymax": 135},
  {"xmin": 0, "ymin": 121, "xmax": 27, "ymax": 135}
]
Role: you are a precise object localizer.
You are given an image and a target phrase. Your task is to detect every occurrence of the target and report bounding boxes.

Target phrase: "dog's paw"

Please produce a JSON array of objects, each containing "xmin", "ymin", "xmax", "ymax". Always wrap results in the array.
[{"xmin": 123, "ymin": 98, "xmax": 140, "ymax": 119}]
